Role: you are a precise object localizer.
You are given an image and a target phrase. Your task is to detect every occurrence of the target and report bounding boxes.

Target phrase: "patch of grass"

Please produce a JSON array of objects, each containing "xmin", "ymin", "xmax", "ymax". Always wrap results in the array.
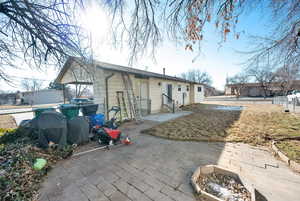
[
  {"xmin": 0, "ymin": 128, "xmax": 16, "ymax": 137},
  {"xmin": 142, "ymin": 103, "xmax": 300, "ymax": 145},
  {"xmin": 142, "ymin": 104, "xmax": 241, "ymax": 141},
  {"xmin": 226, "ymin": 104, "xmax": 300, "ymax": 145},
  {"xmin": 0, "ymin": 115, "xmax": 17, "ymax": 129},
  {"xmin": 276, "ymin": 140, "xmax": 300, "ymax": 163}
]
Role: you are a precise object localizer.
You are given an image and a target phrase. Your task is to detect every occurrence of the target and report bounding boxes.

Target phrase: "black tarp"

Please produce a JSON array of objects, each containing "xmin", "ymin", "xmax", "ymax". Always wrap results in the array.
[
  {"xmin": 31, "ymin": 111, "xmax": 67, "ymax": 149},
  {"xmin": 67, "ymin": 116, "xmax": 89, "ymax": 145}
]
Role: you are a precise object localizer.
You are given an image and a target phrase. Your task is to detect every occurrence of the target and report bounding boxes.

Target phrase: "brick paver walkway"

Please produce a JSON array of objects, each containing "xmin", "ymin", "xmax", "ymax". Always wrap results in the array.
[{"xmin": 38, "ymin": 121, "xmax": 300, "ymax": 201}]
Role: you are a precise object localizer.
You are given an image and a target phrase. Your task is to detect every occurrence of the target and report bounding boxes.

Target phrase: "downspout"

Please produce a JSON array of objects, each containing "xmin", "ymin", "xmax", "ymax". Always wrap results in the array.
[
  {"xmin": 63, "ymin": 84, "xmax": 66, "ymax": 104},
  {"xmin": 105, "ymin": 73, "xmax": 114, "ymax": 120}
]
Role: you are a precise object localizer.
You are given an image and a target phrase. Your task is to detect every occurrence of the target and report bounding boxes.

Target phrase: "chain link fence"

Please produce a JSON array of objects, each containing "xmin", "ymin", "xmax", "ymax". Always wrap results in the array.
[{"xmin": 273, "ymin": 96, "xmax": 300, "ymax": 113}]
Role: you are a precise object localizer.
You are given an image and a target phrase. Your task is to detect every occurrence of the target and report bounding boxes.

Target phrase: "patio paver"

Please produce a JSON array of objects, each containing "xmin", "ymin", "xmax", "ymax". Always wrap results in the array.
[{"xmin": 38, "ymin": 120, "xmax": 300, "ymax": 201}]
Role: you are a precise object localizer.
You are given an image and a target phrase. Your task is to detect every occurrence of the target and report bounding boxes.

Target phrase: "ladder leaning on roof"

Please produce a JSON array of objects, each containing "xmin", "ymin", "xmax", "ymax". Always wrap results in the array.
[{"xmin": 121, "ymin": 73, "xmax": 142, "ymax": 122}]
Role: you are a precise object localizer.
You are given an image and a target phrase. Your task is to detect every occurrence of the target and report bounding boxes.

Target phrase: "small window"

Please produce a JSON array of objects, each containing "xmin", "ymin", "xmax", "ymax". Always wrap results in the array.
[
  {"xmin": 198, "ymin": 86, "xmax": 202, "ymax": 92},
  {"xmin": 178, "ymin": 85, "xmax": 181, "ymax": 92},
  {"xmin": 186, "ymin": 85, "xmax": 189, "ymax": 91}
]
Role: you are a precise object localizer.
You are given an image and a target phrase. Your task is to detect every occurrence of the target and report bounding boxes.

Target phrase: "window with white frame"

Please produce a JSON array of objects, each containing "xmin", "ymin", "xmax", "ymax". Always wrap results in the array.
[
  {"xmin": 198, "ymin": 86, "xmax": 202, "ymax": 92},
  {"xmin": 178, "ymin": 85, "xmax": 181, "ymax": 91}
]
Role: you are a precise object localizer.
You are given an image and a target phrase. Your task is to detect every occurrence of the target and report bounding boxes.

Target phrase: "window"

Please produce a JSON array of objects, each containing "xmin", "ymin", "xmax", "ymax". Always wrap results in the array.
[
  {"xmin": 178, "ymin": 85, "xmax": 181, "ymax": 92},
  {"xmin": 198, "ymin": 86, "xmax": 202, "ymax": 92},
  {"xmin": 186, "ymin": 85, "xmax": 189, "ymax": 91}
]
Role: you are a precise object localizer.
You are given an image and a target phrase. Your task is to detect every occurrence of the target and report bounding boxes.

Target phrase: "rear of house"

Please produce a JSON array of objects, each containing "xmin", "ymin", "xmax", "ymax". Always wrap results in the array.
[{"xmin": 55, "ymin": 57, "xmax": 204, "ymax": 118}]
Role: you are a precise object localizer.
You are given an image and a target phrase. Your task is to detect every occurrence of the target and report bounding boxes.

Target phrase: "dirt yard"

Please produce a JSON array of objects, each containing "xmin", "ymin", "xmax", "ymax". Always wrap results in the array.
[
  {"xmin": 142, "ymin": 102, "xmax": 300, "ymax": 162},
  {"xmin": 0, "ymin": 115, "xmax": 17, "ymax": 129}
]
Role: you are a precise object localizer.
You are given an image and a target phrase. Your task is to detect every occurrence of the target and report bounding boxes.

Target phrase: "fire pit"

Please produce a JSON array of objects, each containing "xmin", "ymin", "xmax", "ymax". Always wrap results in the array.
[{"xmin": 191, "ymin": 165, "xmax": 265, "ymax": 201}]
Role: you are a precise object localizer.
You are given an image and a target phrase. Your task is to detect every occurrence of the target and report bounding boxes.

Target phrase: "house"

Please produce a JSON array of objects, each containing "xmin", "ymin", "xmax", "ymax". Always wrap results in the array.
[
  {"xmin": 225, "ymin": 81, "xmax": 300, "ymax": 97},
  {"xmin": 21, "ymin": 89, "xmax": 63, "ymax": 105},
  {"xmin": 0, "ymin": 92, "xmax": 20, "ymax": 105},
  {"xmin": 0, "ymin": 89, "xmax": 63, "ymax": 106},
  {"xmin": 204, "ymin": 85, "xmax": 222, "ymax": 96},
  {"xmin": 55, "ymin": 57, "xmax": 205, "ymax": 118}
]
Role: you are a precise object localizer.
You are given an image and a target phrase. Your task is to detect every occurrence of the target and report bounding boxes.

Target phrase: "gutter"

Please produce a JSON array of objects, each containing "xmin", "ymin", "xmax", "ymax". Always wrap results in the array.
[{"xmin": 105, "ymin": 73, "xmax": 114, "ymax": 120}]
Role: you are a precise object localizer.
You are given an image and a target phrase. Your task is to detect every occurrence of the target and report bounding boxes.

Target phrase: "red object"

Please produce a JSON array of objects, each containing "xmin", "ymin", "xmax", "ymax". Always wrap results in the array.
[
  {"xmin": 103, "ymin": 128, "xmax": 121, "ymax": 139},
  {"xmin": 122, "ymin": 137, "xmax": 132, "ymax": 145}
]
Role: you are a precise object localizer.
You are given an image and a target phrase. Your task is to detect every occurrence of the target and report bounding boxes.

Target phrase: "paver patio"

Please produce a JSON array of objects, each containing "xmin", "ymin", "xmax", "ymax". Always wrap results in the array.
[{"xmin": 38, "ymin": 120, "xmax": 300, "ymax": 201}]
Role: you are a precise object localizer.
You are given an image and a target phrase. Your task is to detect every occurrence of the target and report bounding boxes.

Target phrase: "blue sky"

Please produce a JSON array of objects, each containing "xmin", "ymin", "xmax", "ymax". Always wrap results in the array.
[{"xmin": 1, "ymin": 2, "xmax": 272, "ymax": 92}]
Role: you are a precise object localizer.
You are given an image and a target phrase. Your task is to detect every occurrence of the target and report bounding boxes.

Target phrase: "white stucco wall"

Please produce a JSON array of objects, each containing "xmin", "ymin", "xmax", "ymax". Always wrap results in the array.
[
  {"xmin": 22, "ymin": 89, "xmax": 63, "ymax": 105},
  {"xmin": 149, "ymin": 78, "xmax": 193, "ymax": 113}
]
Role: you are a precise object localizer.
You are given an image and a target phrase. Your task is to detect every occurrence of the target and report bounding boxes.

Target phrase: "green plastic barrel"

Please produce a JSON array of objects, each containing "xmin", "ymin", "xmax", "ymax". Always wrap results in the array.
[
  {"xmin": 34, "ymin": 108, "xmax": 55, "ymax": 118},
  {"xmin": 59, "ymin": 104, "xmax": 79, "ymax": 119}
]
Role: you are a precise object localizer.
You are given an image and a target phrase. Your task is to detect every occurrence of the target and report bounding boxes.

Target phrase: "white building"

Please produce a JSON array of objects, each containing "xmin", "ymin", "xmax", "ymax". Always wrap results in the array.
[
  {"xmin": 55, "ymin": 57, "xmax": 205, "ymax": 117},
  {"xmin": 22, "ymin": 89, "xmax": 63, "ymax": 105}
]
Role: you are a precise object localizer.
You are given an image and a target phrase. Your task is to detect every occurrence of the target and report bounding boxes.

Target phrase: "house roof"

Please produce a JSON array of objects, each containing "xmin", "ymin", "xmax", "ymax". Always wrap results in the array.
[{"xmin": 55, "ymin": 57, "xmax": 202, "ymax": 85}]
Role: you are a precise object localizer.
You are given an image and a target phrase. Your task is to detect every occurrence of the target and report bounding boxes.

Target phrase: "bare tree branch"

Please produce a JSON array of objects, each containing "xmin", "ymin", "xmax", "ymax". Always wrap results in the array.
[
  {"xmin": 0, "ymin": 0, "xmax": 90, "ymax": 81},
  {"xmin": 180, "ymin": 69, "xmax": 213, "ymax": 85}
]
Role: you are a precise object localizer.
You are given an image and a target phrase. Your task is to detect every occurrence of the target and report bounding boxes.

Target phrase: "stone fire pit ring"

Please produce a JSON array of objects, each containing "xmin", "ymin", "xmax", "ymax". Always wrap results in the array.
[{"xmin": 191, "ymin": 165, "xmax": 266, "ymax": 201}]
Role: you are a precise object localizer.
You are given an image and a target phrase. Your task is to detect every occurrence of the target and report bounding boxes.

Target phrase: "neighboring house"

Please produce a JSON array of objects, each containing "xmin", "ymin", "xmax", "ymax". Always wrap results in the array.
[
  {"xmin": 0, "ymin": 90, "xmax": 63, "ymax": 105},
  {"xmin": 225, "ymin": 81, "xmax": 300, "ymax": 97},
  {"xmin": 204, "ymin": 85, "xmax": 222, "ymax": 96},
  {"xmin": 22, "ymin": 89, "xmax": 63, "ymax": 105},
  {"xmin": 0, "ymin": 93, "xmax": 20, "ymax": 105},
  {"xmin": 55, "ymin": 57, "xmax": 205, "ymax": 117}
]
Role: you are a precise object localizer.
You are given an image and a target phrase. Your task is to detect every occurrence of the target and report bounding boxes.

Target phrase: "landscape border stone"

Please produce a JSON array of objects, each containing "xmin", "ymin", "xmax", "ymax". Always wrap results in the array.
[
  {"xmin": 271, "ymin": 141, "xmax": 300, "ymax": 173},
  {"xmin": 190, "ymin": 164, "xmax": 259, "ymax": 201}
]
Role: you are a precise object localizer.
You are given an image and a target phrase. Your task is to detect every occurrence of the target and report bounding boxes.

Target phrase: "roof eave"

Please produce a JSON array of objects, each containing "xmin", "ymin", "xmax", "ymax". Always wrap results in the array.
[
  {"xmin": 96, "ymin": 64, "xmax": 201, "ymax": 85},
  {"xmin": 54, "ymin": 57, "xmax": 77, "ymax": 83}
]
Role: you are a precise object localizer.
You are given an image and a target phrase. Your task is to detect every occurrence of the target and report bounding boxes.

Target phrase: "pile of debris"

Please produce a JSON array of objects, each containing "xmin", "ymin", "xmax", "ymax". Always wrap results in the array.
[
  {"xmin": 197, "ymin": 172, "xmax": 251, "ymax": 201},
  {"xmin": 0, "ymin": 128, "xmax": 73, "ymax": 201}
]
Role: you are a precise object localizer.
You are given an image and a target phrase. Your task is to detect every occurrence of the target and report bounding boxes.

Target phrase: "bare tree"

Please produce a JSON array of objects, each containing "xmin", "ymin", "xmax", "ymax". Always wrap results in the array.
[
  {"xmin": 104, "ymin": 0, "xmax": 300, "ymax": 70},
  {"xmin": 73, "ymin": 84, "xmax": 87, "ymax": 97},
  {"xmin": 227, "ymin": 73, "xmax": 249, "ymax": 98},
  {"xmin": 180, "ymin": 69, "xmax": 212, "ymax": 85},
  {"xmin": 274, "ymin": 65, "xmax": 300, "ymax": 95},
  {"xmin": 0, "ymin": 0, "xmax": 90, "ymax": 81},
  {"xmin": 246, "ymin": 66, "xmax": 276, "ymax": 98},
  {"xmin": 2, "ymin": 0, "xmax": 300, "ymax": 83},
  {"xmin": 21, "ymin": 79, "xmax": 44, "ymax": 91}
]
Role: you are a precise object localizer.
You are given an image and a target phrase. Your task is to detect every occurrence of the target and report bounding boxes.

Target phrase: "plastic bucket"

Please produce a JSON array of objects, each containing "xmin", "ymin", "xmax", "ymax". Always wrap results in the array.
[
  {"xmin": 59, "ymin": 104, "xmax": 79, "ymax": 119},
  {"xmin": 34, "ymin": 108, "xmax": 55, "ymax": 118}
]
